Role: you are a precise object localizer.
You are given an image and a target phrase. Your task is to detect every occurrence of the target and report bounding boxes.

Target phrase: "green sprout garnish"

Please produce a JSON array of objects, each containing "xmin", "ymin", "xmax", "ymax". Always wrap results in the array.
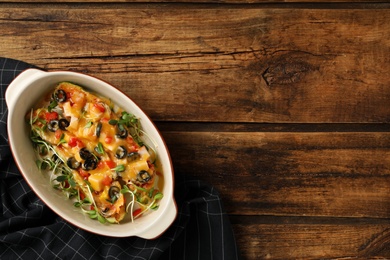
[
  {"xmin": 120, "ymin": 183, "xmax": 164, "ymax": 222},
  {"xmin": 28, "ymin": 86, "xmax": 162, "ymax": 225}
]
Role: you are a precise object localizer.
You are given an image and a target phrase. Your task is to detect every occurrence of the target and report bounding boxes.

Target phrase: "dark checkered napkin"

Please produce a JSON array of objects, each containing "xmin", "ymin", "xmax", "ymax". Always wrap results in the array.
[{"xmin": 0, "ymin": 58, "xmax": 240, "ymax": 260}]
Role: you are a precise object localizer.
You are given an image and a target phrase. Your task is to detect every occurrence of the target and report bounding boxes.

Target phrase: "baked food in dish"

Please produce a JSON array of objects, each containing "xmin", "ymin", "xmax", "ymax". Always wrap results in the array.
[{"xmin": 28, "ymin": 82, "xmax": 163, "ymax": 224}]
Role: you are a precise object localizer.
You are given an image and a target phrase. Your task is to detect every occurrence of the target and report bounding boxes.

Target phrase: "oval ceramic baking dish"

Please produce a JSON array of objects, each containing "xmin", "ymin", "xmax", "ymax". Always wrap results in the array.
[{"xmin": 5, "ymin": 68, "xmax": 177, "ymax": 238}]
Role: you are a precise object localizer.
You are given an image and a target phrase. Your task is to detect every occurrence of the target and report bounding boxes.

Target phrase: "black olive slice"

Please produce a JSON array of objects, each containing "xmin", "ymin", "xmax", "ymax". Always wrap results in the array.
[
  {"xmin": 51, "ymin": 154, "xmax": 61, "ymax": 163},
  {"xmin": 108, "ymin": 186, "xmax": 121, "ymax": 201},
  {"xmin": 82, "ymin": 157, "xmax": 98, "ymax": 171},
  {"xmin": 79, "ymin": 147, "xmax": 92, "ymax": 160},
  {"xmin": 53, "ymin": 89, "xmax": 67, "ymax": 103},
  {"xmin": 67, "ymin": 157, "xmax": 80, "ymax": 169},
  {"xmin": 115, "ymin": 124, "xmax": 128, "ymax": 139},
  {"xmin": 96, "ymin": 122, "xmax": 102, "ymax": 138},
  {"xmin": 115, "ymin": 146, "xmax": 127, "ymax": 159},
  {"xmin": 47, "ymin": 120, "xmax": 59, "ymax": 132},
  {"xmin": 127, "ymin": 152, "xmax": 141, "ymax": 162},
  {"xmin": 58, "ymin": 118, "xmax": 70, "ymax": 130},
  {"xmin": 137, "ymin": 170, "xmax": 151, "ymax": 183}
]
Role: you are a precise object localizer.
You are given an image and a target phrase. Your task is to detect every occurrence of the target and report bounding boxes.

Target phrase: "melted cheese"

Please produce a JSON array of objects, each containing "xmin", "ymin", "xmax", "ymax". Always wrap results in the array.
[{"xmin": 31, "ymin": 82, "xmax": 159, "ymax": 223}]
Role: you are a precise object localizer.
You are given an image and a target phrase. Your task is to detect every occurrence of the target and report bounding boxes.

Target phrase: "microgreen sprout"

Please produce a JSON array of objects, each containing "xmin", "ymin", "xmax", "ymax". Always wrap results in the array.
[
  {"xmin": 120, "ymin": 183, "xmax": 163, "ymax": 222},
  {"xmin": 48, "ymin": 100, "xmax": 58, "ymax": 112},
  {"xmin": 58, "ymin": 133, "xmax": 66, "ymax": 145},
  {"xmin": 78, "ymin": 183, "xmax": 109, "ymax": 224},
  {"xmin": 84, "ymin": 121, "xmax": 93, "ymax": 128},
  {"xmin": 95, "ymin": 142, "xmax": 104, "ymax": 155},
  {"xmin": 112, "ymin": 164, "xmax": 125, "ymax": 172}
]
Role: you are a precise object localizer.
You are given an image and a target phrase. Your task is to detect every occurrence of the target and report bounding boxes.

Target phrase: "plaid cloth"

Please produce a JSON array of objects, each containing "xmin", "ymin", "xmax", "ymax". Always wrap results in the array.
[{"xmin": 0, "ymin": 58, "xmax": 240, "ymax": 260}]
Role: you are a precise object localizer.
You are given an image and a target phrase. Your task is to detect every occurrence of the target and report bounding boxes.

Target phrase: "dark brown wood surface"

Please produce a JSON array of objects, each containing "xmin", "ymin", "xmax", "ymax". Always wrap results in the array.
[{"xmin": 1, "ymin": 1, "xmax": 389, "ymax": 259}]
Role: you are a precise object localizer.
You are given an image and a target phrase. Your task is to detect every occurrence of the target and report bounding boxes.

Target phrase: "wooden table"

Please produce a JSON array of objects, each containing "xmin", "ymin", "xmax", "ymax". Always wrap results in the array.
[{"xmin": 2, "ymin": 0, "xmax": 389, "ymax": 259}]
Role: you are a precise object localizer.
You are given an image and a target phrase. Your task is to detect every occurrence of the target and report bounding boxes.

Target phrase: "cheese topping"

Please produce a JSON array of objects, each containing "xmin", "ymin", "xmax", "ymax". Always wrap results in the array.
[{"xmin": 28, "ymin": 82, "xmax": 163, "ymax": 223}]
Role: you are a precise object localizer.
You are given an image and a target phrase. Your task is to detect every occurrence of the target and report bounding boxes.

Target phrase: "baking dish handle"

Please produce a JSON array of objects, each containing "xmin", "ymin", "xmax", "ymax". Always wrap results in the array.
[
  {"xmin": 141, "ymin": 198, "xmax": 177, "ymax": 239},
  {"xmin": 5, "ymin": 68, "xmax": 46, "ymax": 108}
]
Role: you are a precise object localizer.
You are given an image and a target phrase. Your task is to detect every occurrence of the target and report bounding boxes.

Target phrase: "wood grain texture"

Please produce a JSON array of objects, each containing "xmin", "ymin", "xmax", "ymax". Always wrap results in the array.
[
  {"xmin": 162, "ymin": 131, "xmax": 390, "ymax": 218},
  {"xmin": 232, "ymin": 217, "xmax": 390, "ymax": 259},
  {"xmin": 1, "ymin": 2, "xmax": 389, "ymax": 259},
  {"xmin": 0, "ymin": 5, "xmax": 389, "ymax": 123},
  {"xmin": 0, "ymin": 0, "xmax": 386, "ymax": 3}
]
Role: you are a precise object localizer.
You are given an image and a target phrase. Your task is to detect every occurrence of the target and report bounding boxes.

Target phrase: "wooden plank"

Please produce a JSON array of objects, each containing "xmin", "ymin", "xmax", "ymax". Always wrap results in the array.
[
  {"xmin": 162, "ymin": 131, "xmax": 390, "ymax": 218},
  {"xmin": 156, "ymin": 122, "xmax": 390, "ymax": 133},
  {"xmin": 0, "ymin": 6, "xmax": 389, "ymax": 123},
  {"xmin": 232, "ymin": 217, "xmax": 390, "ymax": 259},
  {"xmin": 0, "ymin": 0, "xmax": 386, "ymax": 3}
]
